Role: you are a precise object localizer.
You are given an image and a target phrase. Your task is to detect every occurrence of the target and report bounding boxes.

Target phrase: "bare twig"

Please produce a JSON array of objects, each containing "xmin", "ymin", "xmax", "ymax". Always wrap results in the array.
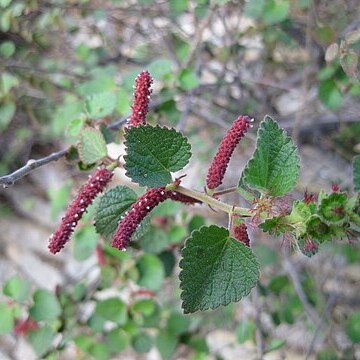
[
  {"xmin": 283, "ymin": 252, "xmax": 320, "ymax": 325},
  {"xmin": 305, "ymin": 256, "xmax": 344, "ymax": 360},
  {"xmin": 253, "ymin": 286, "xmax": 265, "ymax": 359},
  {"xmin": 0, "ymin": 149, "xmax": 69, "ymax": 188},
  {"xmin": 0, "ymin": 97, "xmax": 170, "ymax": 187},
  {"xmin": 292, "ymin": 4, "xmax": 312, "ymax": 145}
]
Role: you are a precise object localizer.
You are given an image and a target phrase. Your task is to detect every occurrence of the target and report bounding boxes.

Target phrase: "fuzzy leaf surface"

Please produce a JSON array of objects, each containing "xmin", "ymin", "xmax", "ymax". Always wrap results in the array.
[
  {"xmin": 179, "ymin": 225, "xmax": 259, "ymax": 313},
  {"xmin": 85, "ymin": 92, "xmax": 116, "ymax": 119},
  {"xmin": 242, "ymin": 116, "xmax": 299, "ymax": 196},
  {"xmin": 124, "ymin": 125, "xmax": 191, "ymax": 187},
  {"xmin": 95, "ymin": 186, "xmax": 138, "ymax": 238},
  {"xmin": 78, "ymin": 127, "xmax": 107, "ymax": 165},
  {"xmin": 354, "ymin": 155, "xmax": 360, "ymax": 192}
]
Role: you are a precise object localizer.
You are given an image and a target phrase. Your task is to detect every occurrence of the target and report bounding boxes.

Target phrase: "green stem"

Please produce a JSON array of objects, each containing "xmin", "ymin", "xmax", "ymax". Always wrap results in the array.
[
  {"xmin": 172, "ymin": 185, "xmax": 252, "ymax": 216},
  {"xmin": 106, "ymin": 162, "xmax": 118, "ymax": 171},
  {"xmin": 213, "ymin": 187, "xmax": 238, "ymax": 196}
]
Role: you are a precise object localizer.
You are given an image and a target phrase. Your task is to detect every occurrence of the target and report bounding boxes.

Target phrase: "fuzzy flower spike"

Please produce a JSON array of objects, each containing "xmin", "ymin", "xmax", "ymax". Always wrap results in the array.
[
  {"xmin": 112, "ymin": 186, "xmax": 200, "ymax": 251},
  {"xmin": 127, "ymin": 70, "xmax": 153, "ymax": 127},
  {"xmin": 48, "ymin": 168, "xmax": 113, "ymax": 254},
  {"xmin": 206, "ymin": 115, "xmax": 252, "ymax": 189}
]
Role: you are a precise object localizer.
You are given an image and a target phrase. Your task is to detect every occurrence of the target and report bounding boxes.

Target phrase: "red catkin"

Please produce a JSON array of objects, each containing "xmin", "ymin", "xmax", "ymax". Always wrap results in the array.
[
  {"xmin": 48, "ymin": 168, "xmax": 113, "ymax": 254},
  {"xmin": 127, "ymin": 70, "xmax": 153, "ymax": 127},
  {"xmin": 233, "ymin": 222, "xmax": 250, "ymax": 247},
  {"xmin": 206, "ymin": 115, "xmax": 252, "ymax": 189},
  {"xmin": 112, "ymin": 187, "xmax": 200, "ymax": 250}
]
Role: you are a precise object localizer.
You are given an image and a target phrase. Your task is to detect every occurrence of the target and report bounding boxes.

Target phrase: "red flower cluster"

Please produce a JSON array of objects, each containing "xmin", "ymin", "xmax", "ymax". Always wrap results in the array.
[
  {"xmin": 112, "ymin": 187, "xmax": 200, "ymax": 250},
  {"xmin": 14, "ymin": 317, "xmax": 38, "ymax": 335},
  {"xmin": 233, "ymin": 222, "xmax": 250, "ymax": 247},
  {"xmin": 206, "ymin": 115, "xmax": 252, "ymax": 189},
  {"xmin": 304, "ymin": 190, "xmax": 316, "ymax": 204},
  {"xmin": 127, "ymin": 70, "xmax": 153, "ymax": 127},
  {"xmin": 48, "ymin": 168, "xmax": 113, "ymax": 254}
]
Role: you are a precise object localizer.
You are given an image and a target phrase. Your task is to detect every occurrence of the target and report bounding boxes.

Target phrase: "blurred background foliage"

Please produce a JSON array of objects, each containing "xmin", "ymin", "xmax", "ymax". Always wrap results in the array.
[{"xmin": 0, "ymin": 0, "xmax": 360, "ymax": 359}]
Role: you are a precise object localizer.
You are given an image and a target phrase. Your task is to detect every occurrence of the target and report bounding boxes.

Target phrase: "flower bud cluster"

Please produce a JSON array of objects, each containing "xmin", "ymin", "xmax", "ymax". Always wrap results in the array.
[
  {"xmin": 127, "ymin": 70, "xmax": 153, "ymax": 127},
  {"xmin": 48, "ymin": 168, "xmax": 113, "ymax": 254},
  {"xmin": 206, "ymin": 115, "xmax": 251, "ymax": 189},
  {"xmin": 233, "ymin": 222, "xmax": 250, "ymax": 247}
]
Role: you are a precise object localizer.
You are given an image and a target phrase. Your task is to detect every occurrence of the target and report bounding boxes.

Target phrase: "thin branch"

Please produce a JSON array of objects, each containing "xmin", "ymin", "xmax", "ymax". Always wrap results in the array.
[
  {"xmin": 253, "ymin": 286, "xmax": 265, "ymax": 359},
  {"xmin": 213, "ymin": 187, "xmax": 238, "ymax": 196},
  {"xmin": 0, "ymin": 149, "xmax": 68, "ymax": 188},
  {"xmin": 305, "ymin": 256, "xmax": 344, "ymax": 360},
  {"xmin": 283, "ymin": 252, "xmax": 320, "ymax": 325},
  {"xmin": 0, "ymin": 98, "xmax": 167, "ymax": 187},
  {"xmin": 292, "ymin": 3, "xmax": 312, "ymax": 145}
]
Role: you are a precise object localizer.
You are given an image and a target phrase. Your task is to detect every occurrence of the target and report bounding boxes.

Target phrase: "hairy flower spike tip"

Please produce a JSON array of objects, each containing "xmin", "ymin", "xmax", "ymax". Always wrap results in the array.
[
  {"xmin": 112, "ymin": 187, "xmax": 200, "ymax": 250},
  {"xmin": 127, "ymin": 70, "xmax": 153, "ymax": 127},
  {"xmin": 48, "ymin": 168, "xmax": 113, "ymax": 254},
  {"xmin": 233, "ymin": 223, "xmax": 250, "ymax": 247},
  {"xmin": 206, "ymin": 115, "xmax": 251, "ymax": 189}
]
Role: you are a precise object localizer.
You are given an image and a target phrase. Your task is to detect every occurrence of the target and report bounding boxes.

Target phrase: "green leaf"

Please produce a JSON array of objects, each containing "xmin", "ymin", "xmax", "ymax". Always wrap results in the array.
[
  {"xmin": 259, "ymin": 216, "xmax": 290, "ymax": 236},
  {"xmin": 0, "ymin": 0, "xmax": 12, "ymax": 8},
  {"xmin": 318, "ymin": 192, "xmax": 348, "ymax": 225},
  {"xmin": 132, "ymin": 332, "xmax": 153, "ymax": 353},
  {"xmin": 266, "ymin": 339, "xmax": 286, "ymax": 353},
  {"xmin": 30, "ymin": 289, "xmax": 61, "ymax": 321},
  {"xmin": 170, "ymin": 0, "xmax": 188, "ymax": 15},
  {"xmin": 346, "ymin": 311, "xmax": 360, "ymax": 343},
  {"xmin": 105, "ymin": 329, "xmax": 129, "ymax": 353},
  {"xmin": 95, "ymin": 186, "xmax": 137, "ymax": 239},
  {"xmin": 73, "ymin": 225, "xmax": 98, "ymax": 261},
  {"xmin": 262, "ymin": 0, "xmax": 289, "ymax": 25},
  {"xmin": 353, "ymin": 156, "xmax": 360, "ymax": 192},
  {"xmin": 85, "ymin": 92, "xmax": 117, "ymax": 119},
  {"xmin": 131, "ymin": 299, "xmax": 156, "ymax": 317},
  {"xmin": 3, "ymin": 276, "xmax": 31, "ymax": 302},
  {"xmin": 244, "ymin": 0, "xmax": 265, "ymax": 18},
  {"xmin": 318, "ymin": 79, "xmax": 342, "ymax": 110},
  {"xmin": 178, "ymin": 68, "xmax": 200, "ymax": 90},
  {"xmin": 156, "ymin": 330, "xmax": 178, "ymax": 359},
  {"xmin": 138, "ymin": 227, "xmax": 169, "ymax": 254},
  {"xmin": 242, "ymin": 116, "xmax": 299, "ymax": 196},
  {"xmin": 66, "ymin": 116, "xmax": 86, "ymax": 137},
  {"xmin": 78, "ymin": 127, "xmax": 107, "ymax": 165},
  {"xmin": 89, "ymin": 343, "xmax": 109, "ymax": 360},
  {"xmin": 236, "ymin": 320, "xmax": 256, "ymax": 343},
  {"xmin": 0, "ymin": 102, "xmax": 15, "ymax": 132},
  {"xmin": 95, "ymin": 298, "xmax": 128, "ymax": 325},
  {"xmin": 167, "ymin": 312, "xmax": 190, "ymax": 335},
  {"xmin": 116, "ymin": 88, "xmax": 130, "ymax": 114},
  {"xmin": 124, "ymin": 125, "xmax": 191, "ymax": 187},
  {"xmin": 0, "ymin": 40, "xmax": 15, "ymax": 58},
  {"xmin": 179, "ymin": 226, "xmax": 260, "ymax": 313},
  {"xmin": 0, "ymin": 302, "xmax": 14, "ymax": 334},
  {"xmin": 28, "ymin": 326, "xmax": 55, "ymax": 357},
  {"xmin": 136, "ymin": 254, "xmax": 165, "ymax": 291},
  {"xmin": 1, "ymin": 72, "xmax": 19, "ymax": 95},
  {"xmin": 305, "ymin": 215, "xmax": 332, "ymax": 242},
  {"xmin": 147, "ymin": 59, "xmax": 174, "ymax": 79}
]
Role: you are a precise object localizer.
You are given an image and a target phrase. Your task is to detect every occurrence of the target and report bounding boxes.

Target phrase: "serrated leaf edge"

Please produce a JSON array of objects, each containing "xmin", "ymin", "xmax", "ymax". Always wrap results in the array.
[
  {"xmin": 123, "ymin": 124, "xmax": 192, "ymax": 187},
  {"xmin": 179, "ymin": 225, "xmax": 260, "ymax": 313},
  {"xmin": 242, "ymin": 115, "xmax": 300, "ymax": 196},
  {"xmin": 77, "ymin": 126, "xmax": 107, "ymax": 165}
]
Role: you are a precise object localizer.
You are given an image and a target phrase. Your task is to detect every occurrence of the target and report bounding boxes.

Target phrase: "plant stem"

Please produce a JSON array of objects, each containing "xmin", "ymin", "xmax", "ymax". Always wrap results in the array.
[
  {"xmin": 213, "ymin": 187, "xmax": 238, "ymax": 196},
  {"xmin": 172, "ymin": 185, "xmax": 252, "ymax": 216}
]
